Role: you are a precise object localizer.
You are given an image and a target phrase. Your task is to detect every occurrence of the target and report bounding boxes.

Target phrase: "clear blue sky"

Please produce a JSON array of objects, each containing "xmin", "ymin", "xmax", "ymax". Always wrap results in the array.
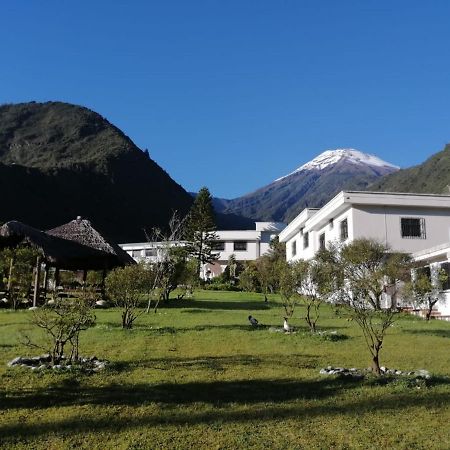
[{"xmin": 1, "ymin": 1, "xmax": 450, "ymax": 198}]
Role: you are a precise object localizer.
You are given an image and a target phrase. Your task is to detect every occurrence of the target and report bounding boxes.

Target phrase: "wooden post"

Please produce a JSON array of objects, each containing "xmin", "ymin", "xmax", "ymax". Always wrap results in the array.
[
  {"xmin": 82, "ymin": 270, "xmax": 87, "ymax": 284},
  {"xmin": 7, "ymin": 257, "xmax": 14, "ymax": 293},
  {"xmin": 55, "ymin": 268, "xmax": 60, "ymax": 286},
  {"xmin": 101, "ymin": 269, "xmax": 107, "ymax": 299},
  {"xmin": 33, "ymin": 256, "xmax": 42, "ymax": 307},
  {"xmin": 42, "ymin": 265, "xmax": 49, "ymax": 303}
]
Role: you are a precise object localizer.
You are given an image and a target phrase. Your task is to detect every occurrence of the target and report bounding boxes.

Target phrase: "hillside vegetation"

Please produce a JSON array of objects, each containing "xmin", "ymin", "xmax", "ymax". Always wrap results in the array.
[
  {"xmin": 0, "ymin": 102, "xmax": 193, "ymax": 242},
  {"xmin": 371, "ymin": 144, "xmax": 450, "ymax": 194}
]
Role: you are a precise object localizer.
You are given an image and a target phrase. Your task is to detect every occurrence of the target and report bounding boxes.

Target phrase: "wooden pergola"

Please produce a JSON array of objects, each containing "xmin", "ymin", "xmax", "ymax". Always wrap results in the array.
[{"xmin": 0, "ymin": 218, "xmax": 135, "ymax": 306}]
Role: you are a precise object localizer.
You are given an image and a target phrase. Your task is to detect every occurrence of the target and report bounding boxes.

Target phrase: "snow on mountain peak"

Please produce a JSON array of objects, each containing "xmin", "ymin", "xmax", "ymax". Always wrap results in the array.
[{"xmin": 275, "ymin": 149, "xmax": 399, "ymax": 181}]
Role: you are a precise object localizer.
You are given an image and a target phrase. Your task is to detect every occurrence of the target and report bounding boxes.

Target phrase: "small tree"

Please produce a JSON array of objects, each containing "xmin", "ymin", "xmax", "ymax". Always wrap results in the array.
[
  {"xmin": 239, "ymin": 262, "xmax": 260, "ymax": 292},
  {"xmin": 184, "ymin": 187, "xmax": 219, "ymax": 277},
  {"xmin": 294, "ymin": 260, "xmax": 323, "ymax": 333},
  {"xmin": 278, "ymin": 261, "xmax": 302, "ymax": 320},
  {"xmin": 405, "ymin": 266, "xmax": 447, "ymax": 321},
  {"xmin": 316, "ymin": 239, "xmax": 411, "ymax": 375},
  {"xmin": 255, "ymin": 256, "xmax": 275, "ymax": 303},
  {"xmin": 23, "ymin": 293, "xmax": 96, "ymax": 364},
  {"xmin": 0, "ymin": 246, "xmax": 39, "ymax": 310},
  {"xmin": 144, "ymin": 212, "xmax": 192, "ymax": 312},
  {"xmin": 105, "ymin": 263, "xmax": 151, "ymax": 329}
]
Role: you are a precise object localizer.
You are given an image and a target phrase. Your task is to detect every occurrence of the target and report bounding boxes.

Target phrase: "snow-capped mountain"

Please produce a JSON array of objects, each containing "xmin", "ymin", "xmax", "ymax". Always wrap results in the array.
[
  {"xmin": 276, "ymin": 149, "xmax": 399, "ymax": 181},
  {"xmin": 219, "ymin": 148, "xmax": 399, "ymax": 223}
]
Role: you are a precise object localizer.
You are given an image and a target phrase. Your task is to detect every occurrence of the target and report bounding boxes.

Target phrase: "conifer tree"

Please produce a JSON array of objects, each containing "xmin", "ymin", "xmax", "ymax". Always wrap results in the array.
[{"xmin": 184, "ymin": 187, "xmax": 219, "ymax": 277}]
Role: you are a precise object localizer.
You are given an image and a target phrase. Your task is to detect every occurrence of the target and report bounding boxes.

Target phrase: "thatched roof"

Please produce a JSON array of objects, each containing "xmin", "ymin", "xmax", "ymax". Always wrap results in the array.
[
  {"xmin": 0, "ymin": 220, "xmax": 134, "ymax": 270},
  {"xmin": 47, "ymin": 217, "xmax": 134, "ymax": 266}
]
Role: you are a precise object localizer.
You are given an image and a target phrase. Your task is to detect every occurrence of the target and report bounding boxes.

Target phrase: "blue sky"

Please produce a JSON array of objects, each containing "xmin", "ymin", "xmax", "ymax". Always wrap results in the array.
[{"xmin": 1, "ymin": 1, "xmax": 450, "ymax": 198}]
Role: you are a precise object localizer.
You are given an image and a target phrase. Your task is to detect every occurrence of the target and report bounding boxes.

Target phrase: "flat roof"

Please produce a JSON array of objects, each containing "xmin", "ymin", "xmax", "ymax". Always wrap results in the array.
[{"xmin": 280, "ymin": 190, "xmax": 450, "ymax": 242}]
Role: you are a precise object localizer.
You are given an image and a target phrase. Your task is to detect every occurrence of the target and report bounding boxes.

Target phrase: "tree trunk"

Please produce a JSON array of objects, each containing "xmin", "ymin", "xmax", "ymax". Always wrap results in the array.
[
  {"xmin": 33, "ymin": 256, "xmax": 42, "ymax": 307},
  {"xmin": 371, "ymin": 342, "xmax": 382, "ymax": 376},
  {"xmin": 42, "ymin": 265, "xmax": 49, "ymax": 303},
  {"xmin": 7, "ymin": 257, "xmax": 14, "ymax": 293}
]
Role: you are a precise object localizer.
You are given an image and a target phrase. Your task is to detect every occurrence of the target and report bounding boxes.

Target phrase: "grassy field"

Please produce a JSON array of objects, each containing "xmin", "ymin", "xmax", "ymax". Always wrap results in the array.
[{"xmin": 0, "ymin": 290, "xmax": 449, "ymax": 449}]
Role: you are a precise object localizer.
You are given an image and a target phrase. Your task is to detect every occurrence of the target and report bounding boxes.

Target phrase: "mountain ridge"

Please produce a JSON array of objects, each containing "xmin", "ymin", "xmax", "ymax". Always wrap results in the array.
[
  {"xmin": 0, "ymin": 101, "xmax": 193, "ymax": 242},
  {"xmin": 217, "ymin": 149, "xmax": 399, "ymax": 222}
]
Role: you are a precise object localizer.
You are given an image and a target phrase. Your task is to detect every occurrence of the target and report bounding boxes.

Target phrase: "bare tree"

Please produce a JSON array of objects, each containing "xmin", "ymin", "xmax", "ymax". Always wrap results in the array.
[
  {"xmin": 315, "ymin": 239, "xmax": 411, "ymax": 375},
  {"xmin": 105, "ymin": 263, "xmax": 152, "ymax": 329},
  {"xmin": 22, "ymin": 293, "xmax": 96, "ymax": 364},
  {"xmin": 278, "ymin": 261, "xmax": 302, "ymax": 320},
  {"xmin": 144, "ymin": 212, "xmax": 194, "ymax": 313},
  {"xmin": 405, "ymin": 265, "xmax": 447, "ymax": 321}
]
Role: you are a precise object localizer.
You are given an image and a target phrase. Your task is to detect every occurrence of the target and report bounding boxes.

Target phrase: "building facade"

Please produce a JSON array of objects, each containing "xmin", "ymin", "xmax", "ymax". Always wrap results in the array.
[
  {"xmin": 411, "ymin": 243, "xmax": 450, "ymax": 318},
  {"xmin": 120, "ymin": 222, "xmax": 286, "ymax": 278},
  {"xmin": 202, "ymin": 222, "xmax": 285, "ymax": 278},
  {"xmin": 280, "ymin": 191, "xmax": 450, "ymax": 262}
]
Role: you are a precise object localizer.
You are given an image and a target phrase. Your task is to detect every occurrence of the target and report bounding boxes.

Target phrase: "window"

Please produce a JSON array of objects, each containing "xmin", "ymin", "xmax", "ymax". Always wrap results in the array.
[
  {"xmin": 233, "ymin": 241, "xmax": 247, "ymax": 251},
  {"xmin": 131, "ymin": 250, "xmax": 141, "ymax": 257},
  {"xmin": 340, "ymin": 218, "xmax": 348, "ymax": 241},
  {"xmin": 401, "ymin": 217, "xmax": 426, "ymax": 239},
  {"xmin": 329, "ymin": 218, "xmax": 334, "ymax": 229},
  {"xmin": 303, "ymin": 232, "xmax": 309, "ymax": 249},
  {"xmin": 416, "ymin": 266, "xmax": 431, "ymax": 281},
  {"xmin": 319, "ymin": 233, "xmax": 325, "ymax": 250},
  {"xmin": 211, "ymin": 241, "xmax": 225, "ymax": 251},
  {"xmin": 145, "ymin": 248, "xmax": 157, "ymax": 257},
  {"xmin": 291, "ymin": 241, "xmax": 297, "ymax": 257},
  {"xmin": 440, "ymin": 262, "xmax": 450, "ymax": 290}
]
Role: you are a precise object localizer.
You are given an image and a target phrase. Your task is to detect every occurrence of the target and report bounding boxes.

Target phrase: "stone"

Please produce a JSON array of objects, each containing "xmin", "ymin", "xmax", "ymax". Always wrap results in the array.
[
  {"xmin": 8, "ymin": 357, "xmax": 23, "ymax": 366},
  {"xmin": 28, "ymin": 306, "xmax": 38, "ymax": 311},
  {"xmin": 95, "ymin": 300, "xmax": 108, "ymax": 308}
]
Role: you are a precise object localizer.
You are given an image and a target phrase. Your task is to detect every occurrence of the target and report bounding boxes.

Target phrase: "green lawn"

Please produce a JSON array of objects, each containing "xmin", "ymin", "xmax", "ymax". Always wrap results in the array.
[{"xmin": 0, "ymin": 290, "xmax": 449, "ymax": 449}]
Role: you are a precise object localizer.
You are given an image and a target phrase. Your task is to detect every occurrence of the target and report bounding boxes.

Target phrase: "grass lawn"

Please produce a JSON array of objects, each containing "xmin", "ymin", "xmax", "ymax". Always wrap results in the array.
[{"xmin": 0, "ymin": 290, "xmax": 449, "ymax": 449}]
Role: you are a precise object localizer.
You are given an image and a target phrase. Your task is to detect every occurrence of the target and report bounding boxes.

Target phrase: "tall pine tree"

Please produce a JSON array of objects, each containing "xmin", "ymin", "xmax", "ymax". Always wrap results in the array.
[{"xmin": 184, "ymin": 187, "xmax": 219, "ymax": 277}]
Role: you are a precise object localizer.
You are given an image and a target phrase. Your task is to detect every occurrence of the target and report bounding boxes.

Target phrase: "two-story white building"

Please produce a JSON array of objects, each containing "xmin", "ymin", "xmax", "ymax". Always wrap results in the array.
[
  {"xmin": 279, "ymin": 191, "xmax": 450, "ymax": 262},
  {"xmin": 203, "ymin": 222, "xmax": 285, "ymax": 278},
  {"xmin": 120, "ymin": 222, "xmax": 286, "ymax": 278}
]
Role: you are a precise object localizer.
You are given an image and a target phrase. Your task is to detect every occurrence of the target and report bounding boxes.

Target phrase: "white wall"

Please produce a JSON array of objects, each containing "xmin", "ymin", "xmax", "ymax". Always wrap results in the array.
[
  {"xmin": 286, "ymin": 207, "xmax": 353, "ymax": 261},
  {"xmin": 214, "ymin": 240, "xmax": 260, "ymax": 262},
  {"xmin": 352, "ymin": 205, "xmax": 450, "ymax": 253}
]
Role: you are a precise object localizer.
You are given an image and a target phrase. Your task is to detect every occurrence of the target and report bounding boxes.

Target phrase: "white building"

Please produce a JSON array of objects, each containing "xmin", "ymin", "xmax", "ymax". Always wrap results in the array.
[
  {"xmin": 279, "ymin": 191, "xmax": 450, "ymax": 262},
  {"xmin": 411, "ymin": 243, "xmax": 450, "ymax": 318},
  {"xmin": 119, "ymin": 241, "xmax": 187, "ymax": 264},
  {"xmin": 119, "ymin": 222, "xmax": 285, "ymax": 277},
  {"xmin": 203, "ymin": 222, "xmax": 286, "ymax": 278}
]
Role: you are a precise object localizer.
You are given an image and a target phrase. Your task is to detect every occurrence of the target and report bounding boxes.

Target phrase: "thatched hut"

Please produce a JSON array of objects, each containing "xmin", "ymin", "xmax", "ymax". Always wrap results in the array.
[
  {"xmin": 47, "ymin": 216, "xmax": 134, "ymax": 268},
  {"xmin": 0, "ymin": 218, "xmax": 135, "ymax": 306}
]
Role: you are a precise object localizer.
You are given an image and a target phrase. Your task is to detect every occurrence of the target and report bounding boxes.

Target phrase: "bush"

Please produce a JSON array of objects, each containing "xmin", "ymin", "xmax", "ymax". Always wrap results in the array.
[{"xmin": 203, "ymin": 282, "xmax": 242, "ymax": 292}]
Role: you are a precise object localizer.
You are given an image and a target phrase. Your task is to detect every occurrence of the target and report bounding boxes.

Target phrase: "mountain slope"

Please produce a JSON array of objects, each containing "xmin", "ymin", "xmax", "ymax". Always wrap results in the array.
[
  {"xmin": 0, "ymin": 101, "xmax": 193, "ymax": 242},
  {"xmin": 221, "ymin": 149, "xmax": 399, "ymax": 222},
  {"xmin": 370, "ymin": 144, "xmax": 450, "ymax": 194}
]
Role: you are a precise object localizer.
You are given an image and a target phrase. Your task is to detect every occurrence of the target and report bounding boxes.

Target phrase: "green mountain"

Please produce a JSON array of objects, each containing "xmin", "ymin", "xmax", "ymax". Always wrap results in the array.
[
  {"xmin": 370, "ymin": 144, "xmax": 450, "ymax": 194},
  {"xmin": 0, "ymin": 101, "xmax": 193, "ymax": 242}
]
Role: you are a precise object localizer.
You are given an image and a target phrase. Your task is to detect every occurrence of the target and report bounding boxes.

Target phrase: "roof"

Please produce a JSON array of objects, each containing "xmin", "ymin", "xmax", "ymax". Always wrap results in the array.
[
  {"xmin": 279, "ymin": 191, "xmax": 450, "ymax": 242},
  {"xmin": 47, "ymin": 217, "xmax": 135, "ymax": 266},
  {"xmin": 0, "ymin": 220, "xmax": 123, "ymax": 270}
]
